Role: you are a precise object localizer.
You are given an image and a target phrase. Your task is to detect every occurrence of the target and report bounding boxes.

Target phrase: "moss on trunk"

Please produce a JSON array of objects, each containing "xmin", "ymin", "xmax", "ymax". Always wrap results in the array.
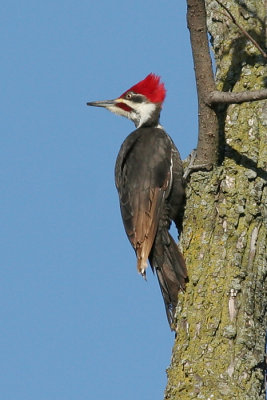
[{"xmin": 165, "ymin": 1, "xmax": 267, "ymax": 398}]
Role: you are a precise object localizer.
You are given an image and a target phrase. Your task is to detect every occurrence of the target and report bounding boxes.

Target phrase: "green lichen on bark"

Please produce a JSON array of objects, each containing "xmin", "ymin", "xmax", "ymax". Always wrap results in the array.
[{"xmin": 165, "ymin": 1, "xmax": 267, "ymax": 399}]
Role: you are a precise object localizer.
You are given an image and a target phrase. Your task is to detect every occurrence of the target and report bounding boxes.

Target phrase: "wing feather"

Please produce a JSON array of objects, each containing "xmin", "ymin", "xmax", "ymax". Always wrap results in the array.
[{"xmin": 115, "ymin": 127, "xmax": 172, "ymax": 276}]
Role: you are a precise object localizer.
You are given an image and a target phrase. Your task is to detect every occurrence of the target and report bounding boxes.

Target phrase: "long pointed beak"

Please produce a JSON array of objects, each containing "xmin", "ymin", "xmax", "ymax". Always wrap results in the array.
[{"xmin": 86, "ymin": 100, "xmax": 116, "ymax": 108}]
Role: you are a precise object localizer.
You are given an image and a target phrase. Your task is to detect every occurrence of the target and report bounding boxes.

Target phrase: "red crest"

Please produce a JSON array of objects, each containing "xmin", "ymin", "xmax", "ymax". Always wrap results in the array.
[{"xmin": 120, "ymin": 73, "xmax": 166, "ymax": 103}]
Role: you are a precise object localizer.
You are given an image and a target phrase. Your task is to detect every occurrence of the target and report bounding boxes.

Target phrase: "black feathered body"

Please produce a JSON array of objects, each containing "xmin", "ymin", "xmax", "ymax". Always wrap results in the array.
[{"xmin": 115, "ymin": 125, "xmax": 187, "ymax": 327}]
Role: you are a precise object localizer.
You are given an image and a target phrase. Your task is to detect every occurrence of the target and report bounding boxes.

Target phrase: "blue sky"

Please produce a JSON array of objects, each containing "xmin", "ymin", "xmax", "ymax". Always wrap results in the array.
[{"xmin": 1, "ymin": 1, "xmax": 197, "ymax": 399}]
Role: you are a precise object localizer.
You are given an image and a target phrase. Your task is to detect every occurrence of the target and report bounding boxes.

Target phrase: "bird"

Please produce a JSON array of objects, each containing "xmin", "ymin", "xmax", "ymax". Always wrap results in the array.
[{"xmin": 87, "ymin": 73, "xmax": 187, "ymax": 328}]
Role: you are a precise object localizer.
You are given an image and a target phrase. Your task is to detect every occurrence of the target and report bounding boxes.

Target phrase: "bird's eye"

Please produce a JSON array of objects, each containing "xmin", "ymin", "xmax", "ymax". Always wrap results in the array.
[{"xmin": 125, "ymin": 92, "xmax": 133, "ymax": 99}]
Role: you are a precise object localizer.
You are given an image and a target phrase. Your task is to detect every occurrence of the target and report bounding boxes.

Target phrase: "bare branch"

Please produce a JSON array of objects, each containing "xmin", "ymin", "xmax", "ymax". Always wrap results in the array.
[
  {"xmin": 187, "ymin": 0, "xmax": 219, "ymax": 166},
  {"xmin": 183, "ymin": 150, "xmax": 212, "ymax": 180},
  {"xmin": 215, "ymin": 0, "xmax": 267, "ymax": 59},
  {"xmin": 208, "ymin": 89, "xmax": 267, "ymax": 105},
  {"xmin": 187, "ymin": 0, "xmax": 266, "ymax": 167}
]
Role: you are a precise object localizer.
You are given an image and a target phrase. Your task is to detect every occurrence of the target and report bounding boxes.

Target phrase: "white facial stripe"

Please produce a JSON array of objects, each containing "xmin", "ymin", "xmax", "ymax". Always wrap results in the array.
[
  {"xmin": 106, "ymin": 98, "xmax": 158, "ymax": 128},
  {"xmin": 132, "ymin": 102, "xmax": 157, "ymax": 128},
  {"xmin": 106, "ymin": 104, "xmax": 130, "ymax": 119}
]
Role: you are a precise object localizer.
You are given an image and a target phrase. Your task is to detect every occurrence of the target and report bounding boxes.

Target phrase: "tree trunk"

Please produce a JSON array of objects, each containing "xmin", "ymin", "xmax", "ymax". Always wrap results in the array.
[{"xmin": 165, "ymin": 1, "xmax": 267, "ymax": 399}]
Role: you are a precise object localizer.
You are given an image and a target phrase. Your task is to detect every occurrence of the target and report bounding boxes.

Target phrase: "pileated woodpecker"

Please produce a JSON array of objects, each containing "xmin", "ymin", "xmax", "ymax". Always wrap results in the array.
[{"xmin": 87, "ymin": 73, "xmax": 187, "ymax": 328}]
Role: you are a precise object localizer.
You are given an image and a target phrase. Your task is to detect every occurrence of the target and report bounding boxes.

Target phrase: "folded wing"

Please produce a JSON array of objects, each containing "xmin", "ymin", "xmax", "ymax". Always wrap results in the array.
[{"xmin": 115, "ymin": 127, "xmax": 172, "ymax": 277}]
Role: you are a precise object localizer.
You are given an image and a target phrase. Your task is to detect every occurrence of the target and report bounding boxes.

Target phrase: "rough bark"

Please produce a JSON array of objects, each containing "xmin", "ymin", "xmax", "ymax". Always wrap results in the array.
[{"xmin": 165, "ymin": 1, "xmax": 267, "ymax": 399}]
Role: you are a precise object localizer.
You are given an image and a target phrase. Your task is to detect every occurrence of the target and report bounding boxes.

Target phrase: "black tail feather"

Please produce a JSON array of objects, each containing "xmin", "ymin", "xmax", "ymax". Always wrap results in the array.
[{"xmin": 149, "ymin": 230, "xmax": 187, "ymax": 329}]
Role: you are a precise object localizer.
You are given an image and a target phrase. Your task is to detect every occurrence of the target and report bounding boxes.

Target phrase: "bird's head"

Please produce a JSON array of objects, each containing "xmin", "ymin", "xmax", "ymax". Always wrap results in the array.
[{"xmin": 87, "ymin": 73, "xmax": 166, "ymax": 128}]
